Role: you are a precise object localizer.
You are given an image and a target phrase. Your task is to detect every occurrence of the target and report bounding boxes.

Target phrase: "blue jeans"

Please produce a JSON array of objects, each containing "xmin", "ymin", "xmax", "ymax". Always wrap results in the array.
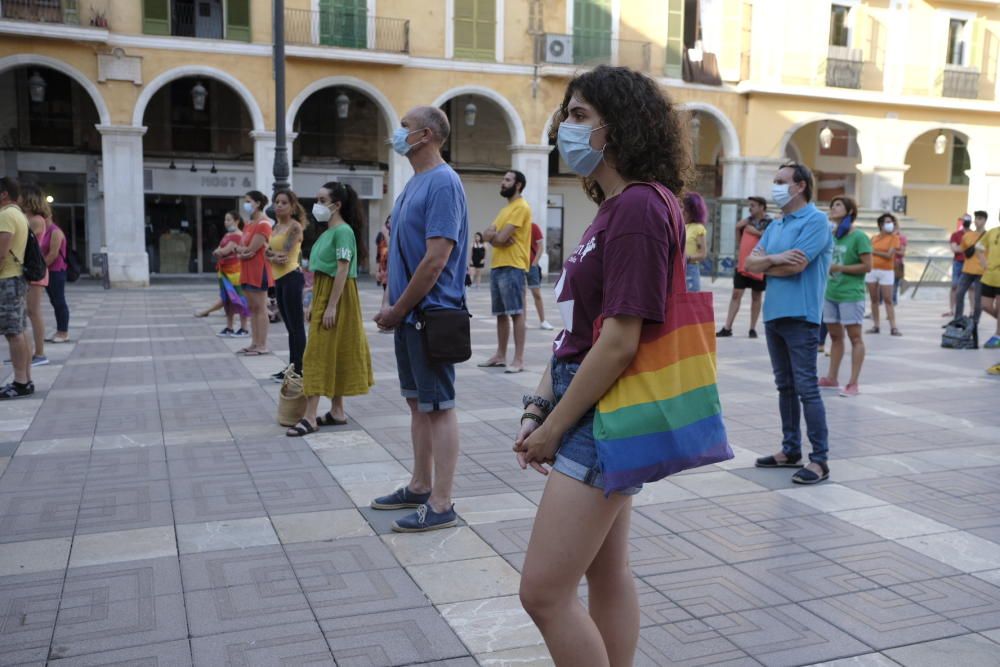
[
  {"xmin": 685, "ymin": 263, "xmax": 701, "ymax": 292},
  {"xmin": 45, "ymin": 269, "xmax": 70, "ymax": 333},
  {"xmin": 764, "ymin": 318, "xmax": 829, "ymax": 464}
]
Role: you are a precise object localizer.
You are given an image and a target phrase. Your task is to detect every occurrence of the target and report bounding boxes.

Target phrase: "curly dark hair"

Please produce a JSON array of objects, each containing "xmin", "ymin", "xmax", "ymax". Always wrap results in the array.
[{"xmin": 549, "ymin": 66, "xmax": 692, "ymax": 203}]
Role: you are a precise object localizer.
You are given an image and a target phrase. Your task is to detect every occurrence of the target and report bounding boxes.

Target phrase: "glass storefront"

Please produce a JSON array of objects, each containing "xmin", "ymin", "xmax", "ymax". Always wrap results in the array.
[
  {"xmin": 145, "ymin": 194, "xmax": 239, "ymax": 274},
  {"xmin": 20, "ymin": 171, "xmax": 89, "ymax": 271}
]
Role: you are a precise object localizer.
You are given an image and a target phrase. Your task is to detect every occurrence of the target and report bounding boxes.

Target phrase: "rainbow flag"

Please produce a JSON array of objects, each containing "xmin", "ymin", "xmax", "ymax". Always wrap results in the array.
[
  {"xmin": 219, "ymin": 269, "xmax": 250, "ymax": 318},
  {"xmin": 593, "ymin": 184, "xmax": 731, "ymax": 495}
]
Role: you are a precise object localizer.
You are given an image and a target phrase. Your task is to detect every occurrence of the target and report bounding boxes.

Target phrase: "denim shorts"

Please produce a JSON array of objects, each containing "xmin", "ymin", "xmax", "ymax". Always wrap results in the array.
[
  {"xmin": 526, "ymin": 265, "xmax": 543, "ymax": 290},
  {"xmin": 550, "ymin": 357, "xmax": 642, "ymax": 496},
  {"xmin": 395, "ymin": 323, "xmax": 456, "ymax": 413},
  {"xmin": 952, "ymin": 259, "xmax": 964, "ymax": 286},
  {"xmin": 490, "ymin": 266, "xmax": 526, "ymax": 316},
  {"xmin": 822, "ymin": 299, "xmax": 865, "ymax": 325}
]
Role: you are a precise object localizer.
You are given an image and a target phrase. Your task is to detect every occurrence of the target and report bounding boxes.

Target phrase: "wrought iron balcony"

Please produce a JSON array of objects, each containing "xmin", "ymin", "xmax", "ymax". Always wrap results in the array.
[
  {"xmin": 824, "ymin": 46, "xmax": 863, "ymax": 89},
  {"xmin": 939, "ymin": 65, "xmax": 980, "ymax": 99},
  {"xmin": 285, "ymin": 8, "xmax": 409, "ymax": 54},
  {"xmin": 1, "ymin": 0, "xmax": 81, "ymax": 25}
]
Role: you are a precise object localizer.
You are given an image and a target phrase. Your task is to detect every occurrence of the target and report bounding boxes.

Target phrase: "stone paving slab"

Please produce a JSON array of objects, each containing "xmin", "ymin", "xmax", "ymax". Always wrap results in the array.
[{"xmin": 1, "ymin": 282, "xmax": 999, "ymax": 665}]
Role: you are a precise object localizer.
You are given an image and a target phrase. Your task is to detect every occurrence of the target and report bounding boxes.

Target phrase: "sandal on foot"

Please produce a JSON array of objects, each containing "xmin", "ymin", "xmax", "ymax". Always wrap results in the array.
[
  {"xmin": 755, "ymin": 454, "xmax": 803, "ymax": 468},
  {"xmin": 477, "ymin": 360, "xmax": 506, "ymax": 368},
  {"xmin": 866, "ymin": 327, "xmax": 880, "ymax": 334},
  {"xmin": 792, "ymin": 462, "xmax": 830, "ymax": 485},
  {"xmin": 890, "ymin": 328, "xmax": 902, "ymax": 337},
  {"xmin": 286, "ymin": 418, "xmax": 318, "ymax": 437},
  {"xmin": 316, "ymin": 412, "xmax": 348, "ymax": 426}
]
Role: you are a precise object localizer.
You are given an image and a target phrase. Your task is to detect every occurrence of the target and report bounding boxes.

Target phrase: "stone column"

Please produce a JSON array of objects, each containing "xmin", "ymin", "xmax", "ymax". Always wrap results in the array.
[
  {"xmin": 510, "ymin": 144, "xmax": 553, "ymax": 269},
  {"xmin": 857, "ymin": 164, "xmax": 909, "ymax": 212},
  {"xmin": 97, "ymin": 125, "xmax": 148, "ymax": 287},
  {"xmin": 966, "ymin": 170, "xmax": 1000, "ymax": 224},
  {"xmin": 251, "ymin": 130, "xmax": 280, "ymax": 192}
]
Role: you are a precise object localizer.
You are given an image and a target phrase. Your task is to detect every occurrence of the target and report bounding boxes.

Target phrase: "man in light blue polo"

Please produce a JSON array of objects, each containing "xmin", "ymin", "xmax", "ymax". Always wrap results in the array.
[{"xmin": 745, "ymin": 162, "xmax": 833, "ymax": 485}]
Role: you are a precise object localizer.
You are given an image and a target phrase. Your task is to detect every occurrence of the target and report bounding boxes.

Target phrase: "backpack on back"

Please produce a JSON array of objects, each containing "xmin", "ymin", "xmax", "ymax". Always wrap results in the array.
[
  {"xmin": 941, "ymin": 316, "xmax": 977, "ymax": 350},
  {"xmin": 9, "ymin": 228, "xmax": 47, "ymax": 282}
]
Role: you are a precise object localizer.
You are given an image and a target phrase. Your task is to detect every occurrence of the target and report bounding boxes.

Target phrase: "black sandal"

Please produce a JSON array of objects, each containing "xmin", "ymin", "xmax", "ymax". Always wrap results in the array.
[
  {"xmin": 792, "ymin": 462, "xmax": 830, "ymax": 485},
  {"xmin": 286, "ymin": 418, "xmax": 318, "ymax": 437},
  {"xmin": 316, "ymin": 412, "xmax": 348, "ymax": 426},
  {"xmin": 755, "ymin": 454, "xmax": 803, "ymax": 468}
]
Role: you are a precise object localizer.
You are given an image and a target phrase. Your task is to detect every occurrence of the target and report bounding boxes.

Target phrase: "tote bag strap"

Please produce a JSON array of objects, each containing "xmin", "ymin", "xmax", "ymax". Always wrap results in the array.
[{"xmin": 636, "ymin": 182, "xmax": 688, "ymax": 296}]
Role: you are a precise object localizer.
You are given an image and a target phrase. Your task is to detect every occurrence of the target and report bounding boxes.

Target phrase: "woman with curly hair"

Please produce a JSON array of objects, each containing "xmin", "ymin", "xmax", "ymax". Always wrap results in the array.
[
  {"xmin": 682, "ymin": 191, "xmax": 709, "ymax": 291},
  {"xmin": 513, "ymin": 66, "xmax": 692, "ymax": 665}
]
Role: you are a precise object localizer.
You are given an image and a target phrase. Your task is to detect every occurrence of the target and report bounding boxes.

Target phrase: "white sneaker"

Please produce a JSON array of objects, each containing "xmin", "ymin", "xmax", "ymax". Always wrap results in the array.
[{"xmin": 539, "ymin": 321, "xmax": 554, "ymax": 330}]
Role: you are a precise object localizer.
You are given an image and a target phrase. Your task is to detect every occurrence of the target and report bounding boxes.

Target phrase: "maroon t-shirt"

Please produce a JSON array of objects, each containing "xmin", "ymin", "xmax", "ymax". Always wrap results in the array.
[{"xmin": 553, "ymin": 184, "xmax": 677, "ymax": 362}]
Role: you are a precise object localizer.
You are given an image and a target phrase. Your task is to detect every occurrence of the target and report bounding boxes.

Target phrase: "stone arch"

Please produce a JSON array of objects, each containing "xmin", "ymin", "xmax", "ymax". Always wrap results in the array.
[
  {"xmin": 778, "ymin": 114, "xmax": 865, "ymax": 163},
  {"xmin": 133, "ymin": 65, "xmax": 265, "ymax": 130},
  {"xmin": 897, "ymin": 124, "xmax": 979, "ymax": 171},
  {"xmin": 680, "ymin": 102, "xmax": 741, "ymax": 158},
  {"xmin": 286, "ymin": 75, "xmax": 399, "ymax": 136},
  {"xmin": 0, "ymin": 54, "xmax": 110, "ymax": 125},
  {"xmin": 431, "ymin": 86, "xmax": 526, "ymax": 146}
]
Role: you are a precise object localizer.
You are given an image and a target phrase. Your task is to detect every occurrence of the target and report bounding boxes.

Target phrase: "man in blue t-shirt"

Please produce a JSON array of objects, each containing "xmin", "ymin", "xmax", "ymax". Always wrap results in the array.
[
  {"xmin": 746, "ymin": 162, "xmax": 833, "ymax": 486},
  {"xmin": 373, "ymin": 105, "xmax": 469, "ymax": 532}
]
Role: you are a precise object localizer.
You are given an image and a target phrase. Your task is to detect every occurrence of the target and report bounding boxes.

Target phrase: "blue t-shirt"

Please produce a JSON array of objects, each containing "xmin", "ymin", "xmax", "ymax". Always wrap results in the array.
[
  {"xmin": 388, "ymin": 163, "xmax": 469, "ymax": 323},
  {"xmin": 757, "ymin": 202, "xmax": 833, "ymax": 325}
]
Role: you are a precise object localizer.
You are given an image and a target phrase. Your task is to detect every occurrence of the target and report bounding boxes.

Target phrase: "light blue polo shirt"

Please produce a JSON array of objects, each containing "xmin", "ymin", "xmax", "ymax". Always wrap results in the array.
[{"xmin": 756, "ymin": 202, "xmax": 833, "ymax": 325}]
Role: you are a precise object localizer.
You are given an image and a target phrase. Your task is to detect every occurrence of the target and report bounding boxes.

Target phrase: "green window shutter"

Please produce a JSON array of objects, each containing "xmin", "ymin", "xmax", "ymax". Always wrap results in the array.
[
  {"xmin": 573, "ymin": 0, "xmax": 612, "ymax": 64},
  {"xmin": 226, "ymin": 0, "xmax": 251, "ymax": 42},
  {"xmin": 665, "ymin": 0, "xmax": 684, "ymax": 78},
  {"xmin": 319, "ymin": 0, "xmax": 367, "ymax": 48},
  {"xmin": 142, "ymin": 0, "xmax": 170, "ymax": 35},
  {"xmin": 454, "ymin": 0, "xmax": 495, "ymax": 61}
]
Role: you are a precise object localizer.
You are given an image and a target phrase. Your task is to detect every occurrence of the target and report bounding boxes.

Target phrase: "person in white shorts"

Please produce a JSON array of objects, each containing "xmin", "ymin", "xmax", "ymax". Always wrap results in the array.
[{"xmin": 866, "ymin": 213, "xmax": 901, "ymax": 336}]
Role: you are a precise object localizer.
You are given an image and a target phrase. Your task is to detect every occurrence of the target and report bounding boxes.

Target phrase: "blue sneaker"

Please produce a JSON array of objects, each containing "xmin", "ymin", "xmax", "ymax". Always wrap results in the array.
[
  {"xmin": 392, "ymin": 504, "xmax": 457, "ymax": 533},
  {"xmin": 371, "ymin": 486, "xmax": 431, "ymax": 510},
  {"xmin": 985, "ymin": 335, "xmax": 1000, "ymax": 349},
  {"xmin": 31, "ymin": 355, "xmax": 49, "ymax": 367}
]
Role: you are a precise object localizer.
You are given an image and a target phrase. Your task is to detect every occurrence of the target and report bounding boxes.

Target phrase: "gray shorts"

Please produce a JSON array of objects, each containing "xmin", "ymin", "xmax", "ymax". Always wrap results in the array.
[
  {"xmin": 823, "ymin": 299, "xmax": 865, "ymax": 325},
  {"xmin": 0, "ymin": 276, "xmax": 27, "ymax": 336}
]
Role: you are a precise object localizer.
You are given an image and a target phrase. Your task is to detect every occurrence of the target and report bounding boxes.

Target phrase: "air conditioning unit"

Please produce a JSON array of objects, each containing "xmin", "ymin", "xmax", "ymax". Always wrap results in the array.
[{"xmin": 543, "ymin": 34, "xmax": 573, "ymax": 64}]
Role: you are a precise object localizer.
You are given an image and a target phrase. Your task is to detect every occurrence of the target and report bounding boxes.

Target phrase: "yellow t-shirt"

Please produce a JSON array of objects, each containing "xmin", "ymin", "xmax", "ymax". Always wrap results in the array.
[
  {"xmin": 268, "ymin": 222, "xmax": 302, "ymax": 280},
  {"xmin": 490, "ymin": 198, "xmax": 532, "ymax": 270},
  {"xmin": 685, "ymin": 223, "xmax": 707, "ymax": 258},
  {"xmin": 0, "ymin": 204, "xmax": 29, "ymax": 280},
  {"xmin": 981, "ymin": 227, "xmax": 1000, "ymax": 287},
  {"xmin": 961, "ymin": 231, "xmax": 986, "ymax": 276}
]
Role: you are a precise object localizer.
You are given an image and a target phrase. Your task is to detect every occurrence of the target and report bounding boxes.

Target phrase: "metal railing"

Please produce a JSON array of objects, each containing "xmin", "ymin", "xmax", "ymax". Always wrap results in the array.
[
  {"xmin": 535, "ymin": 33, "xmax": 651, "ymax": 73},
  {"xmin": 939, "ymin": 65, "xmax": 980, "ymax": 99},
  {"xmin": 824, "ymin": 46, "xmax": 863, "ymax": 89},
  {"xmin": 284, "ymin": 8, "xmax": 409, "ymax": 54},
  {"xmin": 1, "ymin": 0, "xmax": 78, "ymax": 24},
  {"xmin": 170, "ymin": 1, "xmax": 223, "ymax": 39}
]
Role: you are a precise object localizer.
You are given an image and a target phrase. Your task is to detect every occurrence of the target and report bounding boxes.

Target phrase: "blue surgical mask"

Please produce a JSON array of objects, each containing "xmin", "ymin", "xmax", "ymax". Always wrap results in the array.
[
  {"xmin": 391, "ymin": 127, "xmax": 425, "ymax": 156},
  {"xmin": 835, "ymin": 214, "xmax": 853, "ymax": 239},
  {"xmin": 557, "ymin": 122, "xmax": 608, "ymax": 177},
  {"xmin": 771, "ymin": 183, "xmax": 793, "ymax": 208},
  {"xmin": 241, "ymin": 201, "xmax": 254, "ymax": 217}
]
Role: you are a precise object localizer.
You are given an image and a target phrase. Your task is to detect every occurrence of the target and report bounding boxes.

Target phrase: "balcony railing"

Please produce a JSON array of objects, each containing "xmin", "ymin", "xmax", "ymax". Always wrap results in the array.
[
  {"xmin": 824, "ymin": 46, "xmax": 863, "ymax": 89},
  {"xmin": 535, "ymin": 33, "xmax": 651, "ymax": 73},
  {"xmin": 285, "ymin": 8, "xmax": 409, "ymax": 54},
  {"xmin": 170, "ymin": 1, "xmax": 222, "ymax": 39},
  {"xmin": 1, "ymin": 0, "xmax": 79, "ymax": 24},
  {"xmin": 939, "ymin": 65, "xmax": 980, "ymax": 99}
]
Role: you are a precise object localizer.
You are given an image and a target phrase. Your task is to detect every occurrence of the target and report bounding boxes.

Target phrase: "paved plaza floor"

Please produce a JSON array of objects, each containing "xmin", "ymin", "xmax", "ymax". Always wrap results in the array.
[{"xmin": 1, "ymin": 278, "xmax": 999, "ymax": 666}]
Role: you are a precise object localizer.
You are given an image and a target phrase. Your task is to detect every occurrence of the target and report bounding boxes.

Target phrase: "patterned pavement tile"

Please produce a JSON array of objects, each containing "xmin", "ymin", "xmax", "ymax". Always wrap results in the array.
[
  {"xmin": 643, "ymin": 565, "xmax": 791, "ymax": 617},
  {"xmin": 298, "ymin": 566, "xmax": 431, "ymax": 621},
  {"xmin": 679, "ymin": 524, "xmax": 808, "ymax": 565},
  {"xmin": 61, "ymin": 556, "xmax": 182, "ymax": 606},
  {"xmin": 285, "ymin": 536, "xmax": 400, "ymax": 577},
  {"xmin": 890, "ymin": 575, "xmax": 1000, "ymax": 632},
  {"xmin": 815, "ymin": 541, "xmax": 963, "ymax": 586},
  {"xmin": 756, "ymin": 513, "xmax": 883, "ymax": 551},
  {"xmin": 0, "ymin": 576, "xmax": 62, "ymax": 663},
  {"xmin": 407, "ymin": 556, "xmax": 521, "ymax": 604},
  {"xmin": 320, "ymin": 607, "xmax": 470, "ymax": 666},
  {"xmin": 180, "ymin": 545, "xmax": 297, "ymax": 592},
  {"xmin": 42, "ymin": 639, "xmax": 192, "ymax": 666},
  {"xmin": 634, "ymin": 618, "xmax": 754, "ymax": 667},
  {"xmin": 629, "ymin": 533, "xmax": 725, "ymax": 577},
  {"xmin": 732, "ymin": 552, "xmax": 879, "ymax": 603},
  {"xmin": 190, "ymin": 621, "xmax": 334, "ymax": 666},
  {"xmin": 184, "ymin": 581, "xmax": 314, "ymax": 637},
  {"xmin": 896, "ymin": 531, "xmax": 1000, "ymax": 573},
  {"xmin": 801, "ymin": 588, "xmax": 966, "ymax": 651},
  {"xmin": 884, "ymin": 634, "xmax": 1000, "ymax": 667},
  {"xmin": 636, "ymin": 498, "xmax": 747, "ymax": 534}
]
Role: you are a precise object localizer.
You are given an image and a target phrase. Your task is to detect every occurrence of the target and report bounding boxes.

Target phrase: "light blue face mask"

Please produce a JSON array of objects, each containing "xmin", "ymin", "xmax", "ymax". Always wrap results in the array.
[
  {"xmin": 557, "ymin": 122, "xmax": 609, "ymax": 177},
  {"xmin": 391, "ymin": 126, "xmax": 426, "ymax": 156}
]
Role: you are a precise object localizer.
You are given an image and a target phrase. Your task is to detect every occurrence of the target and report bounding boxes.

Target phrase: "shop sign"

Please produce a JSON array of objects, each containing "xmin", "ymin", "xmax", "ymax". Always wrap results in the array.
[{"xmin": 144, "ymin": 166, "xmax": 254, "ymax": 196}]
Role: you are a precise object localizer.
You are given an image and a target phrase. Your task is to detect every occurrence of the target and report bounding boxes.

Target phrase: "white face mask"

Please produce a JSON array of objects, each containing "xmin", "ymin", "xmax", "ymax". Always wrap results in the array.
[
  {"xmin": 883, "ymin": 222, "xmax": 895, "ymax": 233},
  {"xmin": 241, "ymin": 201, "xmax": 254, "ymax": 218},
  {"xmin": 312, "ymin": 202, "xmax": 332, "ymax": 223},
  {"xmin": 771, "ymin": 183, "xmax": 793, "ymax": 207}
]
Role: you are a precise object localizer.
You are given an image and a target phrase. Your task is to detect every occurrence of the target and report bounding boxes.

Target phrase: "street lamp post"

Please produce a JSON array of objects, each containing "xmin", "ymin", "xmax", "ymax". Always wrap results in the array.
[{"xmin": 272, "ymin": 0, "xmax": 290, "ymax": 194}]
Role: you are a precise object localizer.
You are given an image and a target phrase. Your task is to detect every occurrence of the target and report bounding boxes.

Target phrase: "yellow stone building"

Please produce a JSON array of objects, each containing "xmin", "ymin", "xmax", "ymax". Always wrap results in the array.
[{"xmin": 1, "ymin": 0, "xmax": 998, "ymax": 285}]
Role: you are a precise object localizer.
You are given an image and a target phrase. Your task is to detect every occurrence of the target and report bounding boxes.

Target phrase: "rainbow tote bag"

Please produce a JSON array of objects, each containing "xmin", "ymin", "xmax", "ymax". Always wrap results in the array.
[{"xmin": 592, "ymin": 183, "xmax": 732, "ymax": 495}]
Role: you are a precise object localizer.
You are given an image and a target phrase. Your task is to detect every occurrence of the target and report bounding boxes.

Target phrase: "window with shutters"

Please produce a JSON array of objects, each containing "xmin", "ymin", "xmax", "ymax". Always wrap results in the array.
[
  {"xmin": 454, "ymin": 0, "xmax": 496, "ymax": 61},
  {"xmin": 319, "ymin": 0, "xmax": 367, "ymax": 48},
  {"xmin": 573, "ymin": 0, "xmax": 611, "ymax": 65},
  {"xmin": 665, "ymin": 0, "xmax": 684, "ymax": 78},
  {"xmin": 142, "ymin": 0, "xmax": 249, "ymax": 41}
]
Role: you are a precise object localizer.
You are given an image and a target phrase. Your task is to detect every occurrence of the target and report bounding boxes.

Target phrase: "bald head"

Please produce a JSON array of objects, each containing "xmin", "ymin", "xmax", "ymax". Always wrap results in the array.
[{"xmin": 405, "ymin": 106, "xmax": 450, "ymax": 144}]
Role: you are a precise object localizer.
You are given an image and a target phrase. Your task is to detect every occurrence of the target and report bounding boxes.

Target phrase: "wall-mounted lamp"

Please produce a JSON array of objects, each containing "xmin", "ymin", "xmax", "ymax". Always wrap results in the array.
[
  {"xmin": 190, "ymin": 162, "xmax": 198, "ymax": 173},
  {"xmin": 465, "ymin": 102, "xmax": 477, "ymax": 127},
  {"xmin": 28, "ymin": 71, "xmax": 47, "ymax": 103},
  {"xmin": 168, "ymin": 160, "xmax": 176, "ymax": 170},
  {"xmin": 819, "ymin": 123, "xmax": 834, "ymax": 150},
  {"xmin": 191, "ymin": 81, "xmax": 208, "ymax": 111},
  {"xmin": 934, "ymin": 130, "xmax": 947, "ymax": 155},
  {"xmin": 335, "ymin": 92, "xmax": 350, "ymax": 120},
  {"xmin": 210, "ymin": 160, "xmax": 218, "ymax": 174},
  {"xmin": 45, "ymin": 195, "xmax": 54, "ymax": 203}
]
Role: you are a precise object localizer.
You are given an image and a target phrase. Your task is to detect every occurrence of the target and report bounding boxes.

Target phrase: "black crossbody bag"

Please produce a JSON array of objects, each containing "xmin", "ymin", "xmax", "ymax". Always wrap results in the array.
[{"xmin": 395, "ymin": 236, "xmax": 472, "ymax": 365}]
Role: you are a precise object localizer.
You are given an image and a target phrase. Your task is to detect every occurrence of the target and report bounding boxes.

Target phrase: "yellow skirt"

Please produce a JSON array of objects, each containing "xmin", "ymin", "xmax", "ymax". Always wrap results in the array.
[{"xmin": 301, "ymin": 274, "xmax": 374, "ymax": 398}]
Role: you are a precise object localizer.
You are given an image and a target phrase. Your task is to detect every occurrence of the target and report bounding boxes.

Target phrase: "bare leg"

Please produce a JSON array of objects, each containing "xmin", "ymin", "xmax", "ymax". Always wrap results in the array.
[
  {"xmin": 949, "ymin": 284, "xmax": 957, "ymax": 316},
  {"xmin": 328, "ymin": 396, "xmax": 345, "ymax": 421},
  {"xmin": 27, "ymin": 285, "xmax": 44, "ymax": 358},
  {"xmin": 825, "ymin": 323, "xmax": 845, "ymax": 384},
  {"xmin": 867, "ymin": 283, "xmax": 880, "ymax": 330},
  {"xmin": 6, "ymin": 333, "xmax": 31, "ymax": 384},
  {"xmin": 225, "ymin": 309, "xmax": 235, "ymax": 331},
  {"xmin": 882, "ymin": 285, "xmax": 897, "ymax": 331},
  {"xmin": 846, "ymin": 324, "xmax": 866, "ymax": 386},
  {"xmin": 511, "ymin": 313, "xmax": 527, "ymax": 370},
  {"xmin": 520, "ymin": 472, "xmax": 633, "ymax": 666},
  {"xmin": 586, "ymin": 500, "xmax": 639, "ymax": 666},
  {"xmin": 407, "ymin": 399, "xmax": 433, "ymax": 495},
  {"xmin": 426, "ymin": 408, "xmax": 459, "ymax": 513},
  {"xmin": 531, "ymin": 287, "xmax": 546, "ymax": 324},
  {"xmin": 724, "ymin": 288, "xmax": 744, "ymax": 330},
  {"xmin": 486, "ymin": 316, "xmax": 510, "ymax": 365},
  {"xmin": 302, "ymin": 395, "xmax": 321, "ymax": 425},
  {"xmin": 750, "ymin": 290, "xmax": 763, "ymax": 331},
  {"xmin": 238, "ymin": 314, "xmax": 248, "ymax": 330},
  {"xmin": 982, "ymin": 296, "xmax": 1000, "ymax": 337}
]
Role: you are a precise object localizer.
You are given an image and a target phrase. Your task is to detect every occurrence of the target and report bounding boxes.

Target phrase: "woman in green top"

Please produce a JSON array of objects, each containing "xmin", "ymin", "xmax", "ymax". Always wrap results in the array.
[
  {"xmin": 287, "ymin": 182, "xmax": 374, "ymax": 436},
  {"xmin": 818, "ymin": 196, "xmax": 872, "ymax": 397}
]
